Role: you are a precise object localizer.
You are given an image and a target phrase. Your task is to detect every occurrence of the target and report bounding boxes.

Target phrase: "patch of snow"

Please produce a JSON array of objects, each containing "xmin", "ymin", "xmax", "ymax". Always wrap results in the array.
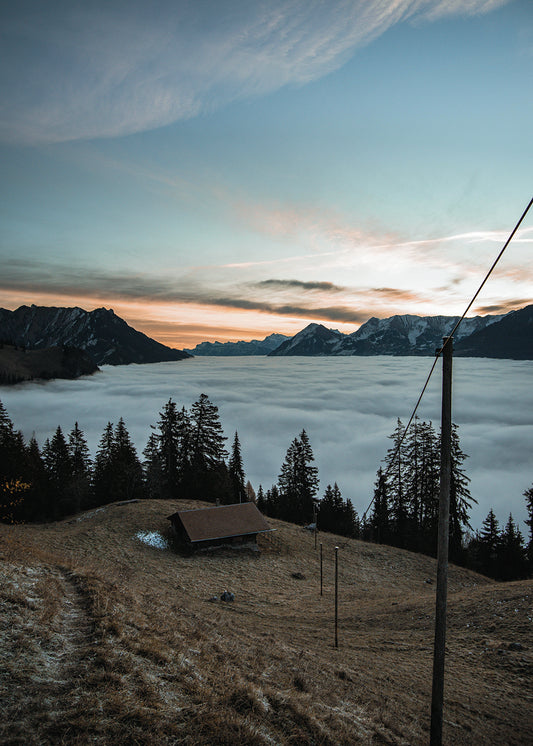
[{"xmin": 135, "ymin": 530, "xmax": 169, "ymax": 550}]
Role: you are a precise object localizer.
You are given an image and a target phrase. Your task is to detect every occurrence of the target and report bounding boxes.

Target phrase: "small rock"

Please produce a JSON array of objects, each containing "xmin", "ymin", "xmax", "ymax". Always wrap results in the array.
[
  {"xmin": 208, "ymin": 596, "xmax": 218, "ymax": 603},
  {"xmin": 221, "ymin": 590, "xmax": 235, "ymax": 602},
  {"xmin": 508, "ymin": 642, "xmax": 524, "ymax": 651},
  {"xmin": 425, "ymin": 578, "xmax": 433, "ymax": 584},
  {"xmin": 291, "ymin": 572, "xmax": 306, "ymax": 580}
]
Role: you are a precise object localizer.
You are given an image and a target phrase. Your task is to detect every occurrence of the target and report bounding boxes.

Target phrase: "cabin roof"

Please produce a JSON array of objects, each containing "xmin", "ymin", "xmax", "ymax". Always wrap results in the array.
[{"xmin": 167, "ymin": 502, "xmax": 272, "ymax": 543}]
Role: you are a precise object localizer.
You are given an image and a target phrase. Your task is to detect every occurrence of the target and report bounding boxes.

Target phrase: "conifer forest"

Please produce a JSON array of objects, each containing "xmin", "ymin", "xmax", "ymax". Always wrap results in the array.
[{"xmin": 1, "ymin": 396, "xmax": 531, "ymax": 582}]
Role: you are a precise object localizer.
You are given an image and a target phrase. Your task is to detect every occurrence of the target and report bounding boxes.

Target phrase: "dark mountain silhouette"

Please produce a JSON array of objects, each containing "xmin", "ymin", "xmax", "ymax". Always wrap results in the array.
[
  {"xmin": 454, "ymin": 304, "xmax": 533, "ymax": 359},
  {"xmin": 0, "ymin": 305, "xmax": 192, "ymax": 366}
]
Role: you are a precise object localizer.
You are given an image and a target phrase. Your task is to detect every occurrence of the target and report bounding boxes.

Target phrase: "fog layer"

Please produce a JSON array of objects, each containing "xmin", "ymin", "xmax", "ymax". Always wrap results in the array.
[{"xmin": 1, "ymin": 357, "xmax": 531, "ymax": 531}]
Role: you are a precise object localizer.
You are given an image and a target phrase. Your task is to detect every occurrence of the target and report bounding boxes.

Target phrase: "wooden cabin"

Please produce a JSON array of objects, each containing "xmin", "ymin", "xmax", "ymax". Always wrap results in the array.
[{"xmin": 167, "ymin": 502, "xmax": 273, "ymax": 552}]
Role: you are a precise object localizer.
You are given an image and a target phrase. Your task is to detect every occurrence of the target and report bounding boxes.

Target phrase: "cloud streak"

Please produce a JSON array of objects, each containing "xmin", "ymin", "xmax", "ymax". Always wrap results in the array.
[
  {"xmin": 0, "ymin": 0, "xmax": 511, "ymax": 144},
  {"xmin": 256, "ymin": 279, "xmax": 346, "ymax": 292},
  {"xmin": 0, "ymin": 258, "xmax": 437, "ymax": 328}
]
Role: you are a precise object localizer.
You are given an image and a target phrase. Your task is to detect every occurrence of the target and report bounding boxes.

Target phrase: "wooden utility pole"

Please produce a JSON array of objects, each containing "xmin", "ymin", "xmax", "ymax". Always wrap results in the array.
[
  {"xmin": 334, "ymin": 546, "xmax": 339, "ymax": 648},
  {"xmin": 320, "ymin": 542, "xmax": 323, "ymax": 596},
  {"xmin": 430, "ymin": 337, "xmax": 453, "ymax": 745}
]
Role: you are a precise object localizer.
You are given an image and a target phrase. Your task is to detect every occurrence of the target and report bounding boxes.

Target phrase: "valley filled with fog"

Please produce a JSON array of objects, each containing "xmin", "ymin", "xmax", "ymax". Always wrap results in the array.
[{"xmin": 1, "ymin": 356, "xmax": 531, "ymax": 531}]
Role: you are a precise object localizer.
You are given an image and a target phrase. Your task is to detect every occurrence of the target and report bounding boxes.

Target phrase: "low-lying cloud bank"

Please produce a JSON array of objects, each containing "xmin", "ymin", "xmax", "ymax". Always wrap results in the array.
[{"xmin": 1, "ymin": 356, "xmax": 531, "ymax": 531}]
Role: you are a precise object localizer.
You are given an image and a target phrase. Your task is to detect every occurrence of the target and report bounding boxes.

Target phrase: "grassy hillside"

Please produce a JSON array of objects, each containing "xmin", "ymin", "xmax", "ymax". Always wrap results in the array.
[{"xmin": 1, "ymin": 500, "xmax": 532, "ymax": 745}]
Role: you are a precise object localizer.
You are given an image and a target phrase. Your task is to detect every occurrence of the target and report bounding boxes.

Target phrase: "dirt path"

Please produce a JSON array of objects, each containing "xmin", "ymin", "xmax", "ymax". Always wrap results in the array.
[{"xmin": 0, "ymin": 563, "xmax": 96, "ymax": 745}]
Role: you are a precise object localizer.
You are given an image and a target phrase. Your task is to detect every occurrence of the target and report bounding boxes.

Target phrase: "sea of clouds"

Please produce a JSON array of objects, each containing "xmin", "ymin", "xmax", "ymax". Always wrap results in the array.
[{"xmin": 1, "ymin": 356, "xmax": 531, "ymax": 531}]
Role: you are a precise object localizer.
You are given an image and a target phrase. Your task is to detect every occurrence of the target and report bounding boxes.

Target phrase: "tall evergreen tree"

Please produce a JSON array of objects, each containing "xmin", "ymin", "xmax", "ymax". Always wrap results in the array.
[
  {"xmin": 277, "ymin": 429, "xmax": 319, "ymax": 523},
  {"xmin": 112, "ymin": 418, "xmax": 144, "ymax": 501},
  {"xmin": 92, "ymin": 422, "xmax": 115, "ymax": 506},
  {"xmin": 448, "ymin": 423, "xmax": 475, "ymax": 562},
  {"xmin": 190, "ymin": 394, "xmax": 228, "ymax": 468},
  {"xmin": 24, "ymin": 436, "xmax": 49, "ymax": 522},
  {"xmin": 370, "ymin": 468, "xmax": 390, "ymax": 544},
  {"xmin": 475, "ymin": 508, "xmax": 501, "ymax": 578},
  {"xmin": 43, "ymin": 426, "xmax": 74, "ymax": 518},
  {"xmin": 154, "ymin": 399, "xmax": 191, "ymax": 499},
  {"xmin": 184, "ymin": 394, "xmax": 231, "ymax": 502},
  {"xmin": 68, "ymin": 422, "xmax": 92, "ymax": 513},
  {"xmin": 417, "ymin": 420, "xmax": 440, "ymax": 553},
  {"xmin": 383, "ymin": 418, "xmax": 408, "ymax": 547},
  {"xmin": 228, "ymin": 431, "xmax": 247, "ymax": 503},
  {"xmin": 256, "ymin": 484, "xmax": 266, "ymax": 513},
  {"xmin": 0, "ymin": 400, "xmax": 26, "ymax": 483},
  {"xmin": 143, "ymin": 433, "xmax": 163, "ymax": 499}
]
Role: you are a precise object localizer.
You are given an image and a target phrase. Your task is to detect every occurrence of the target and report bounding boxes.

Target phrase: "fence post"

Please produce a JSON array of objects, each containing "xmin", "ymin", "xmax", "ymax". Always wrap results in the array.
[
  {"xmin": 320, "ymin": 542, "xmax": 323, "ymax": 596},
  {"xmin": 334, "ymin": 546, "xmax": 339, "ymax": 648}
]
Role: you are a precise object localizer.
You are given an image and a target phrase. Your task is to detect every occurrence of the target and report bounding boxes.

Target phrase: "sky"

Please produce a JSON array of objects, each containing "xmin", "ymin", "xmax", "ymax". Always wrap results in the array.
[
  {"xmin": 1, "ymin": 0, "xmax": 532, "ymax": 348},
  {"xmin": 1, "ymin": 357, "xmax": 531, "ymax": 532}
]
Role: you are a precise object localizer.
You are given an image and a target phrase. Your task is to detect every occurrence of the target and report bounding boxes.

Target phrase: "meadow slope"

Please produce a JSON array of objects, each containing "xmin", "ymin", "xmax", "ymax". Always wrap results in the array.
[{"xmin": 1, "ymin": 499, "xmax": 532, "ymax": 745}]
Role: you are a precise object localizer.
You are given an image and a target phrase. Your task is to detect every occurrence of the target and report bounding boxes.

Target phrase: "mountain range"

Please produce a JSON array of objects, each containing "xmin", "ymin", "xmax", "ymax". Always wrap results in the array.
[
  {"xmin": 268, "ymin": 306, "xmax": 533, "ymax": 359},
  {"xmin": 1, "ymin": 304, "xmax": 531, "ymax": 366},
  {"xmin": 0, "ymin": 305, "xmax": 191, "ymax": 366},
  {"xmin": 184, "ymin": 333, "xmax": 289, "ymax": 356}
]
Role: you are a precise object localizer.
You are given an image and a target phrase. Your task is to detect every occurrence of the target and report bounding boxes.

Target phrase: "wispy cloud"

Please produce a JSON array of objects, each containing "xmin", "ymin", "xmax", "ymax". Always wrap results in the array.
[
  {"xmin": 0, "ymin": 258, "xmax": 423, "ymax": 327},
  {"xmin": 0, "ymin": 0, "xmax": 511, "ymax": 144},
  {"xmin": 256, "ymin": 279, "xmax": 345, "ymax": 292}
]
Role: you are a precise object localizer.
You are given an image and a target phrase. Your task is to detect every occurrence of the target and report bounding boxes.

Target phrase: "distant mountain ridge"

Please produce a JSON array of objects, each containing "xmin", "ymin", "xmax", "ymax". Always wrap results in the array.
[
  {"xmin": 0, "ymin": 305, "xmax": 192, "ymax": 366},
  {"xmin": 0, "ymin": 344, "xmax": 98, "ymax": 385},
  {"xmin": 184, "ymin": 333, "xmax": 289, "ymax": 356},
  {"xmin": 268, "ymin": 306, "xmax": 533, "ymax": 359}
]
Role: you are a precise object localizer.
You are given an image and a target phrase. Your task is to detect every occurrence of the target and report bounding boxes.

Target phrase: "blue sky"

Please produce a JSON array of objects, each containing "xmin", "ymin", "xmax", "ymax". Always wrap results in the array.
[{"xmin": 1, "ymin": 0, "xmax": 532, "ymax": 347}]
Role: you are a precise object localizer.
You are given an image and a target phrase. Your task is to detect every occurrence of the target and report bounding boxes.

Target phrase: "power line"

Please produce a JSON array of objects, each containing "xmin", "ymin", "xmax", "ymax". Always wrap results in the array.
[{"xmin": 361, "ymin": 196, "xmax": 533, "ymax": 521}]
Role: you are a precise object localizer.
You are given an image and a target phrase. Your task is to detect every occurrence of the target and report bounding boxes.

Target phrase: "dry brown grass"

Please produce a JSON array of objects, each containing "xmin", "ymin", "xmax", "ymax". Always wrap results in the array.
[{"xmin": 1, "ymin": 499, "xmax": 532, "ymax": 745}]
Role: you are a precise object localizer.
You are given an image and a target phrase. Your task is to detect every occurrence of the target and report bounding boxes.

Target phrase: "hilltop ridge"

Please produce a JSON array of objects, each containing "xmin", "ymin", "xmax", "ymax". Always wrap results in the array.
[{"xmin": 1, "ymin": 499, "xmax": 531, "ymax": 745}]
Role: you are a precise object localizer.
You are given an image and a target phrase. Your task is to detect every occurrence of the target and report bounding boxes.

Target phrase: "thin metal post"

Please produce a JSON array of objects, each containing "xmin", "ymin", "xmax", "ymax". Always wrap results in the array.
[
  {"xmin": 320, "ymin": 542, "xmax": 323, "ymax": 596},
  {"xmin": 430, "ymin": 337, "xmax": 453, "ymax": 746},
  {"xmin": 334, "ymin": 546, "xmax": 339, "ymax": 648}
]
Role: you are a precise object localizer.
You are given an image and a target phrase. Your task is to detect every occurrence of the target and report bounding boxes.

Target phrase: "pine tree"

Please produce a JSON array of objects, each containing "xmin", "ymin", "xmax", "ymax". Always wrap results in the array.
[
  {"xmin": 383, "ymin": 418, "xmax": 408, "ymax": 547},
  {"xmin": 43, "ymin": 426, "xmax": 74, "ymax": 518},
  {"xmin": 92, "ymin": 422, "xmax": 115, "ymax": 506},
  {"xmin": 228, "ymin": 431, "xmax": 247, "ymax": 503},
  {"xmin": 417, "ymin": 420, "xmax": 440, "ymax": 553},
  {"xmin": 154, "ymin": 399, "xmax": 191, "ymax": 499},
  {"xmin": 448, "ymin": 423, "xmax": 475, "ymax": 563},
  {"xmin": 24, "ymin": 436, "xmax": 49, "ymax": 522},
  {"xmin": 190, "ymin": 394, "xmax": 228, "ymax": 468},
  {"xmin": 475, "ymin": 508, "xmax": 500, "ymax": 578},
  {"xmin": 184, "ymin": 394, "xmax": 230, "ymax": 502},
  {"xmin": 370, "ymin": 468, "xmax": 390, "ymax": 544},
  {"xmin": 524, "ymin": 484, "xmax": 533, "ymax": 567},
  {"xmin": 497, "ymin": 514, "xmax": 528, "ymax": 581},
  {"xmin": 256, "ymin": 484, "xmax": 266, "ymax": 512},
  {"xmin": 68, "ymin": 422, "xmax": 92, "ymax": 513},
  {"xmin": 0, "ymin": 400, "xmax": 26, "ymax": 483},
  {"xmin": 265, "ymin": 485, "xmax": 281, "ymax": 518},
  {"xmin": 143, "ymin": 433, "xmax": 163, "ymax": 499},
  {"xmin": 112, "ymin": 418, "xmax": 144, "ymax": 501},
  {"xmin": 277, "ymin": 430, "xmax": 319, "ymax": 523}
]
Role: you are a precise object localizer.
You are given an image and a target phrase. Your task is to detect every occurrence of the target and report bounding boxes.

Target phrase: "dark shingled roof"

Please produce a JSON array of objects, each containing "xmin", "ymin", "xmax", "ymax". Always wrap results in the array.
[{"xmin": 168, "ymin": 502, "xmax": 272, "ymax": 543}]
